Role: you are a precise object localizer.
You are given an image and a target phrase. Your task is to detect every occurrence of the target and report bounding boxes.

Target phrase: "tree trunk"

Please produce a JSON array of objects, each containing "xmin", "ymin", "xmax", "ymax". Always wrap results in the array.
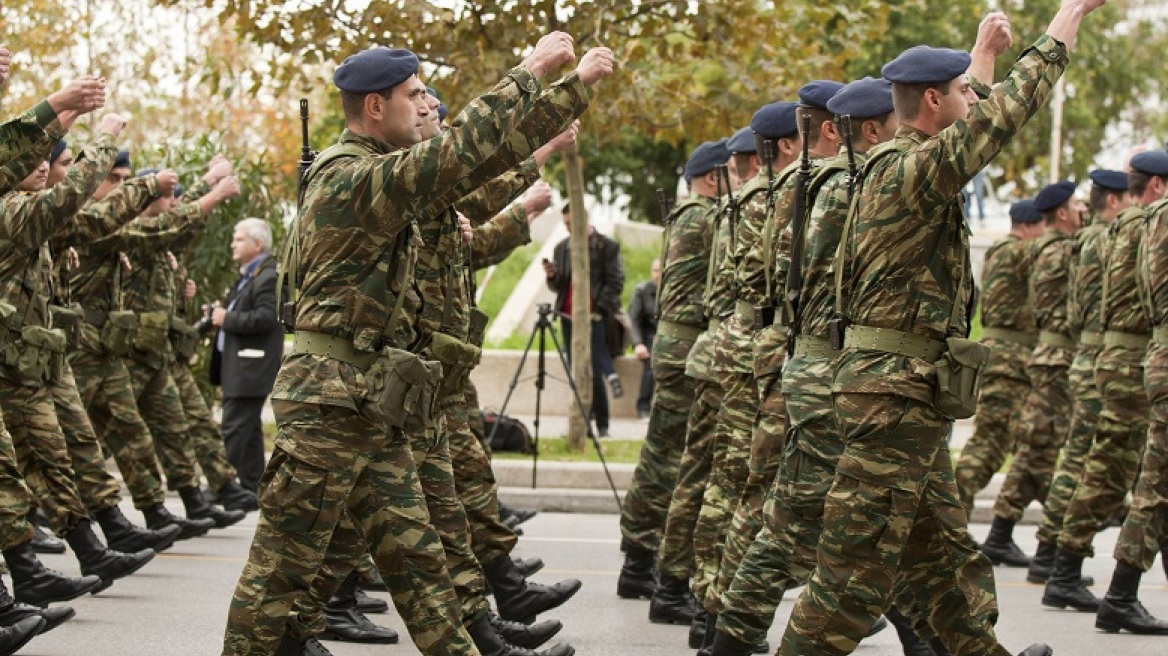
[{"xmin": 565, "ymin": 145, "xmax": 592, "ymax": 452}]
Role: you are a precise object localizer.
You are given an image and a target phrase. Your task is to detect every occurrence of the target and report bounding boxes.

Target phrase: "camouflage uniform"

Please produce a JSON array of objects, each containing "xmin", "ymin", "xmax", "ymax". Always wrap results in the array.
[
  {"xmin": 222, "ymin": 67, "xmax": 590, "ymax": 655},
  {"xmin": 779, "ymin": 37, "xmax": 1068, "ymax": 656},
  {"xmin": 1057, "ymin": 204, "xmax": 1152, "ymax": 559},
  {"xmin": 1116, "ymin": 198, "xmax": 1168, "ymax": 571},
  {"xmin": 0, "ymin": 132, "xmax": 119, "ymax": 536},
  {"xmin": 954, "ymin": 234, "xmax": 1036, "ymax": 517},
  {"xmin": 621, "ymin": 195, "xmax": 713, "ymax": 556},
  {"xmin": 991, "ymin": 227, "xmax": 1075, "ymax": 522},
  {"xmin": 0, "ymin": 100, "xmax": 65, "ymax": 196}
]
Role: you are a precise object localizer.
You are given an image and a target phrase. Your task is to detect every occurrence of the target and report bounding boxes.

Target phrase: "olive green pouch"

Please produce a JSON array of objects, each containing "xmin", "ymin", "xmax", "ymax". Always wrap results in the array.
[
  {"xmin": 361, "ymin": 347, "xmax": 444, "ymax": 432},
  {"xmin": 169, "ymin": 318, "xmax": 201, "ymax": 360},
  {"xmin": 933, "ymin": 337, "xmax": 990, "ymax": 419},
  {"xmin": 101, "ymin": 311, "xmax": 139, "ymax": 357},
  {"xmin": 133, "ymin": 311, "xmax": 171, "ymax": 353}
]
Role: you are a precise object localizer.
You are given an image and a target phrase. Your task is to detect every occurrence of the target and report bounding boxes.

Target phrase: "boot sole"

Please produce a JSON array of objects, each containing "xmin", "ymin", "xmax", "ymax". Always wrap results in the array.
[
  {"xmin": 648, "ymin": 611, "xmax": 695, "ymax": 625},
  {"xmin": 17, "ymin": 576, "xmax": 104, "ymax": 607},
  {"xmin": 30, "ymin": 542, "xmax": 67, "ymax": 555},
  {"xmin": 87, "ymin": 552, "xmax": 156, "ymax": 593},
  {"xmin": 317, "ymin": 629, "xmax": 399, "ymax": 644},
  {"xmin": 1096, "ymin": 617, "xmax": 1168, "ymax": 634},
  {"xmin": 616, "ymin": 581, "xmax": 655, "ymax": 600},
  {"xmin": 41, "ymin": 606, "xmax": 76, "ymax": 633},
  {"xmin": 1041, "ymin": 595, "xmax": 1099, "ymax": 612},
  {"xmin": 1, "ymin": 617, "xmax": 46, "ymax": 655},
  {"xmin": 979, "ymin": 550, "xmax": 1030, "ymax": 568}
]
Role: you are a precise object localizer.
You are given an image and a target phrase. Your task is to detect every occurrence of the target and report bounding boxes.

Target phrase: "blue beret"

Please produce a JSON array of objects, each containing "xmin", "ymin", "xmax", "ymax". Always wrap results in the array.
[
  {"xmin": 438, "ymin": 104, "xmax": 448, "ymax": 121},
  {"xmin": 727, "ymin": 127, "xmax": 756, "ymax": 155},
  {"xmin": 1008, "ymin": 199, "xmax": 1042, "ymax": 224},
  {"xmin": 1088, "ymin": 169, "xmax": 1128, "ymax": 192},
  {"xmin": 135, "ymin": 167, "xmax": 158, "ymax": 178},
  {"xmin": 1033, "ymin": 181, "xmax": 1077, "ymax": 213},
  {"xmin": 113, "ymin": 150, "xmax": 131, "ymax": 171},
  {"xmin": 333, "ymin": 47, "xmax": 419, "ymax": 93},
  {"xmin": 798, "ymin": 80, "xmax": 845, "ymax": 110},
  {"xmin": 882, "ymin": 46, "xmax": 971, "ymax": 85},
  {"xmin": 826, "ymin": 77, "xmax": 894, "ymax": 119},
  {"xmin": 749, "ymin": 101, "xmax": 799, "ymax": 140},
  {"xmin": 50, "ymin": 140, "xmax": 67, "ymax": 165},
  {"xmin": 684, "ymin": 138, "xmax": 731, "ymax": 184},
  {"xmin": 1131, "ymin": 150, "xmax": 1168, "ymax": 177},
  {"xmin": 173, "ymin": 184, "xmax": 184, "ymax": 198}
]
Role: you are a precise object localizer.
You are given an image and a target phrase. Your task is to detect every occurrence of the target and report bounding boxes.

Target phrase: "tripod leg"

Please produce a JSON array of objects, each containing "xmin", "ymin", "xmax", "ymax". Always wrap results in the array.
[{"xmin": 486, "ymin": 319, "xmax": 542, "ymax": 448}]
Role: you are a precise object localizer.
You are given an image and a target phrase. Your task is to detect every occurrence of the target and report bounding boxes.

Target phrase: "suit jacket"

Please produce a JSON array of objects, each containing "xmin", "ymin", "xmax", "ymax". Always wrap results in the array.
[
  {"xmin": 545, "ymin": 229, "xmax": 625, "ymax": 318},
  {"xmin": 210, "ymin": 257, "xmax": 284, "ymax": 398},
  {"xmin": 628, "ymin": 279, "xmax": 657, "ymax": 347}
]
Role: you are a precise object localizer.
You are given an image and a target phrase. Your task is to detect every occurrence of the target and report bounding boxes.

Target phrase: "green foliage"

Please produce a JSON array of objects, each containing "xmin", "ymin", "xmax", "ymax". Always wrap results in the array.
[
  {"xmin": 476, "ymin": 243, "xmax": 540, "ymax": 332},
  {"xmin": 491, "ymin": 437, "xmax": 644, "ymax": 464},
  {"xmin": 618, "ymin": 238, "xmax": 660, "ymax": 310}
]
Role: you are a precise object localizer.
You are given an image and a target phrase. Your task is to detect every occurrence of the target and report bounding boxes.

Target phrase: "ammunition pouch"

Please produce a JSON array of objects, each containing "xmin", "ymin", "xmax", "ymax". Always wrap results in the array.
[
  {"xmin": 684, "ymin": 318, "xmax": 720, "ymax": 383},
  {"xmin": 133, "ymin": 311, "xmax": 171, "ymax": 354},
  {"xmin": 169, "ymin": 317, "xmax": 201, "ymax": 360},
  {"xmin": 0, "ymin": 301, "xmax": 18, "ymax": 350},
  {"xmin": 467, "ymin": 308, "xmax": 489, "ymax": 348},
  {"xmin": 933, "ymin": 337, "xmax": 990, "ymax": 420},
  {"xmin": 361, "ymin": 347, "xmax": 444, "ymax": 432},
  {"xmin": 49, "ymin": 304, "xmax": 83, "ymax": 350},
  {"xmin": 100, "ymin": 311, "xmax": 139, "ymax": 357},
  {"xmin": 430, "ymin": 332, "xmax": 483, "ymax": 404},
  {"xmin": 5, "ymin": 325, "xmax": 67, "ymax": 384}
]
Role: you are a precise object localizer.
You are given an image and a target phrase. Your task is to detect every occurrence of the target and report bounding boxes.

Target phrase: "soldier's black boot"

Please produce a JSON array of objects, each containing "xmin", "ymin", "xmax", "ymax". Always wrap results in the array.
[
  {"xmin": 695, "ymin": 610, "xmax": 717, "ymax": 655},
  {"xmin": 885, "ymin": 606, "xmax": 933, "ymax": 656},
  {"xmin": 0, "ymin": 616, "xmax": 45, "ymax": 656},
  {"xmin": 63, "ymin": 520, "xmax": 155, "ymax": 592},
  {"xmin": 499, "ymin": 502, "xmax": 537, "ymax": 526},
  {"xmin": 143, "ymin": 503, "xmax": 215, "ymax": 540},
  {"xmin": 513, "ymin": 556, "xmax": 545, "ymax": 578},
  {"xmin": 275, "ymin": 634, "xmax": 335, "ymax": 656},
  {"xmin": 688, "ymin": 609, "xmax": 708, "ymax": 648},
  {"xmin": 1041, "ymin": 549, "xmax": 1100, "ymax": 611},
  {"xmin": 0, "ymin": 577, "xmax": 73, "ymax": 635},
  {"xmin": 616, "ymin": 543, "xmax": 656, "ymax": 600},
  {"xmin": 488, "ymin": 611, "xmax": 563, "ymax": 649},
  {"xmin": 466, "ymin": 614, "xmax": 576, "ymax": 656},
  {"xmin": 483, "ymin": 554, "xmax": 582, "ymax": 624},
  {"xmin": 978, "ymin": 516, "xmax": 1031, "ymax": 567},
  {"xmin": 358, "ymin": 564, "xmax": 387, "ymax": 592},
  {"xmin": 215, "ymin": 480, "xmax": 259, "ymax": 512},
  {"xmin": 95, "ymin": 505, "xmax": 181, "ymax": 553},
  {"xmin": 1095, "ymin": 560, "xmax": 1168, "ymax": 634},
  {"xmin": 28, "ymin": 510, "xmax": 64, "ymax": 554},
  {"xmin": 710, "ymin": 628, "xmax": 755, "ymax": 656},
  {"xmin": 353, "ymin": 586, "xmax": 387, "ymax": 614},
  {"xmin": 180, "ymin": 486, "xmax": 246, "ymax": 529},
  {"xmin": 1026, "ymin": 541, "xmax": 1056, "ymax": 583},
  {"xmin": 1016, "ymin": 645, "xmax": 1053, "ymax": 656},
  {"xmin": 318, "ymin": 574, "xmax": 398, "ymax": 644},
  {"xmin": 648, "ymin": 574, "xmax": 696, "ymax": 625},
  {"xmin": 2, "ymin": 540, "xmax": 102, "ymax": 607}
]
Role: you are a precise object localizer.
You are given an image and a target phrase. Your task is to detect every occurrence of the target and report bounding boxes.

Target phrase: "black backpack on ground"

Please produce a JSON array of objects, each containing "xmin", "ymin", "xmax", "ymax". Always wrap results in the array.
[{"xmin": 481, "ymin": 411, "xmax": 533, "ymax": 454}]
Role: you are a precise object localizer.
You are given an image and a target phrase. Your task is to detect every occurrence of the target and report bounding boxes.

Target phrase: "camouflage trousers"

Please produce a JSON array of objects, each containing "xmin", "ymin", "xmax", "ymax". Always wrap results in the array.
[
  {"xmin": 1036, "ymin": 344, "xmax": 1102, "ymax": 545},
  {"xmin": 1113, "ymin": 343, "xmax": 1168, "ymax": 571},
  {"xmin": 0, "ymin": 377, "xmax": 93, "ymax": 535},
  {"xmin": 657, "ymin": 377, "xmax": 722, "ymax": 580},
  {"xmin": 222, "ymin": 400, "xmax": 477, "ymax": 656},
  {"xmin": 696, "ymin": 369, "xmax": 767, "ymax": 614},
  {"xmin": 779, "ymin": 392, "xmax": 1008, "ymax": 656},
  {"xmin": 992, "ymin": 347, "xmax": 1073, "ymax": 522},
  {"xmin": 447, "ymin": 398, "xmax": 516, "ymax": 568},
  {"xmin": 125, "ymin": 360, "xmax": 199, "ymax": 492},
  {"xmin": 717, "ymin": 353, "xmax": 839, "ymax": 645},
  {"xmin": 1058, "ymin": 347, "xmax": 1148, "ymax": 558},
  {"xmin": 0, "ymin": 419, "xmax": 35, "ymax": 551},
  {"xmin": 465, "ymin": 379, "xmax": 489, "ymax": 457},
  {"xmin": 69, "ymin": 349, "xmax": 167, "ymax": 510},
  {"xmin": 620, "ymin": 334, "xmax": 697, "ymax": 554},
  {"xmin": 52, "ymin": 360, "xmax": 122, "ymax": 514},
  {"xmin": 169, "ymin": 360, "xmax": 238, "ymax": 492},
  {"xmin": 954, "ymin": 338, "xmax": 1031, "ymax": 518}
]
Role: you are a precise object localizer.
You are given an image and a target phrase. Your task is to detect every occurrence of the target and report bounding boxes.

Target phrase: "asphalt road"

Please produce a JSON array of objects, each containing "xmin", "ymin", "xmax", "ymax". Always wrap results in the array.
[{"xmin": 20, "ymin": 500, "xmax": 1168, "ymax": 656}]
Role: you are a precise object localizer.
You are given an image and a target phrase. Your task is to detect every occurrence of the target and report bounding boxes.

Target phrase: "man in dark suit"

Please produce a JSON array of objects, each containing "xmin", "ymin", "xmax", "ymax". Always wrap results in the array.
[
  {"xmin": 629, "ymin": 257, "xmax": 659, "ymax": 419},
  {"xmin": 208, "ymin": 218, "xmax": 283, "ymax": 492},
  {"xmin": 542, "ymin": 203, "xmax": 626, "ymax": 436}
]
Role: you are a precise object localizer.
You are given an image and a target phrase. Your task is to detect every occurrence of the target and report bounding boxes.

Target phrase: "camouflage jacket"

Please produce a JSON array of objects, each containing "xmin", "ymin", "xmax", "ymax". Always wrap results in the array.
[
  {"xmin": 712, "ymin": 173, "xmax": 770, "ymax": 374},
  {"xmin": 275, "ymin": 68, "xmax": 590, "ymax": 409},
  {"xmin": 1138, "ymin": 198, "xmax": 1168, "ymax": 331},
  {"xmin": 0, "ymin": 100, "xmax": 66, "ymax": 196},
  {"xmin": 1101, "ymin": 205, "xmax": 1151, "ymax": 336},
  {"xmin": 657, "ymin": 194, "xmax": 717, "ymax": 328},
  {"xmin": 470, "ymin": 205, "xmax": 532, "ymax": 268},
  {"xmin": 1029, "ymin": 227, "xmax": 1073, "ymax": 337},
  {"xmin": 980, "ymin": 234, "xmax": 1036, "ymax": 333},
  {"xmin": 1067, "ymin": 220, "xmax": 1108, "ymax": 339},
  {"xmin": 771, "ymin": 157, "xmax": 825, "ymax": 316},
  {"xmin": 705, "ymin": 199, "xmax": 736, "ymax": 321},
  {"xmin": 732, "ymin": 172, "xmax": 780, "ymax": 311},
  {"xmin": 835, "ymin": 35, "xmax": 1068, "ymax": 403}
]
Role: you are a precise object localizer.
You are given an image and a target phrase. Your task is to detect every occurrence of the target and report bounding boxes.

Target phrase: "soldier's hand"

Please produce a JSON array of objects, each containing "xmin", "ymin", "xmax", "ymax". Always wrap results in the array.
[
  {"xmin": 576, "ymin": 47, "xmax": 615, "ymax": 87},
  {"xmin": 0, "ymin": 46, "xmax": 10, "ymax": 86},
  {"xmin": 522, "ymin": 32, "xmax": 575, "ymax": 79},
  {"xmin": 974, "ymin": 12, "xmax": 1013, "ymax": 58},
  {"xmin": 66, "ymin": 247, "xmax": 80, "ymax": 271},
  {"xmin": 98, "ymin": 113, "xmax": 128, "ymax": 138},
  {"xmin": 47, "ymin": 76, "xmax": 106, "ymax": 116},
  {"xmin": 541, "ymin": 259, "xmax": 556, "ymax": 278},
  {"xmin": 166, "ymin": 250, "xmax": 179, "ymax": 272},
  {"xmin": 549, "ymin": 121, "xmax": 580, "ymax": 153},
  {"xmin": 523, "ymin": 181, "xmax": 553, "ymax": 221},
  {"xmin": 118, "ymin": 251, "xmax": 133, "ymax": 275},
  {"xmin": 214, "ymin": 175, "xmax": 241, "ymax": 201},
  {"xmin": 155, "ymin": 169, "xmax": 179, "ymax": 198},
  {"xmin": 204, "ymin": 155, "xmax": 233, "ymax": 185},
  {"xmin": 184, "ymin": 279, "xmax": 197, "ymax": 299},
  {"xmin": 458, "ymin": 213, "xmax": 473, "ymax": 245}
]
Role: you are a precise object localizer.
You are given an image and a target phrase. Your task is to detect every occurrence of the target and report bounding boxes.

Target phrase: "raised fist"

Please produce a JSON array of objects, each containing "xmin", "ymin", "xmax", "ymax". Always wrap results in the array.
[
  {"xmin": 974, "ymin": 12, "xmax": 1013, "ymax": 57},
  {"xmin": 457, "ymin": 213, "xmax": 473, "ymax": 245},
  {"xmin": 98, "ymin": 113, "xmax": 128, "ymax": 138},
  {"xmin": 0, "ymin": 46, "xmax": 10, "ymax": 86},
  {"xmin": 549, "ymin": 121, "xmax": 580, "ymax": 153},
  {"xmin": 523, "ymin": 181, "xmax": 554, "ymax": 220},
  {"xmin": 576, "ymin": 47, "xmax": 615, "ymax": 87},
  {"xmin": 214, "ymin": 175, "xmax": 241, "ymax": 201},
  {"xmin": 155, "ymin": 169, "xmax": 179, "ymax": 198},
  {"xmin": 48, "ymin": 76, "xmax": 106, "ymax": 116},
  {"xmin": 204, "ymin": 154, "xmax": 233, "ymax": 185},
  {"xmin": 522, "ymin": 32, "xmax": 575, "ymax": 79}
]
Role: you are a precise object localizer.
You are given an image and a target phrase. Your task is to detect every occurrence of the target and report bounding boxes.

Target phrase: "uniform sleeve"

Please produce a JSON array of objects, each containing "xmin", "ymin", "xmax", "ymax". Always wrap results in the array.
[
  {"xmin": 0, "ymin": 100, "xmax": 66, "ymax": 196},
  {"xmin": 0, "ymin": 133, "xmax": 116, "ymax": 252},
  {"xmin": 469, "ymin": 205, "xmax": 530, "ymax": 263},
  {"xmin": 86, "ymin": 202, "xmax": 205, "ymax": 254},
  {"xmin": 50, "ymin": 176, "xmax": 160, "ymax": 250},
  {"xmin": 1144, "ymin": 204, "xmax": 1168, "ymax": 327},
  {"xmin": 904, "ymin": 36, "xmax": 1069, "ymax": 213},
  {"xmin": 456, "ymin": 161, "xmax": 541, "ymax": 226}
]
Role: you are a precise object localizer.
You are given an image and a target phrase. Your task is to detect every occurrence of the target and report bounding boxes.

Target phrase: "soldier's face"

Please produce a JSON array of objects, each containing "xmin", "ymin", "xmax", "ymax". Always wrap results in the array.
[
  {"xmin": 19, "ymin": 161, "xmax": 49, "ymax": 192},
  {"xmin": 47, "ymin": 148, "xmax": 74, "ymax": 188},
  {"xmin": 378, "ymin": 75, "xmax": 432, "ymax": 147},
  {"xmin": 93, "ymin": 167, "xmax": 132, "ymax": 201},
  {"xmin": 935, "ymin": 76, "xmax": 976, "ymax": 128},
  {"xmin": 420, "ymin": 91, "xmax": 442, "ymax": 140},
  {"xmin": 1067, "ymin": 198, "xmax": 1087, "ymax": 230},
  {"xmin": 873, "ymin": 113, "xmax": 899, "ymax": 143}
]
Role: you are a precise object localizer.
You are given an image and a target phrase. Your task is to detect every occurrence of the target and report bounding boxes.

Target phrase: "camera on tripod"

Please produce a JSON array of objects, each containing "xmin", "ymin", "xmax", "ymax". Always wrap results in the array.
[{"xmin": 537, "ymin": 302, "xmax": 553, "ymax": 317}]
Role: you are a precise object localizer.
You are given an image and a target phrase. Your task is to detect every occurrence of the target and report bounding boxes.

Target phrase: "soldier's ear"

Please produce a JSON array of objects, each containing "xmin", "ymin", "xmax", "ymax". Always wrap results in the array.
[{"xmin": 363, "ymin": 92, "xmax": 384, "ymax": 121}]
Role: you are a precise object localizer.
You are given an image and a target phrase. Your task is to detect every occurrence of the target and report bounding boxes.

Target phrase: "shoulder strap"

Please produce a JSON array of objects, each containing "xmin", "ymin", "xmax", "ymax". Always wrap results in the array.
[
  {"xmin": 761, "ymin": 164, "xmax": 801, "ymax": 302},
  {"xmin": 833, "ymin": 144, "xmax": 902, "ymax": 321}
]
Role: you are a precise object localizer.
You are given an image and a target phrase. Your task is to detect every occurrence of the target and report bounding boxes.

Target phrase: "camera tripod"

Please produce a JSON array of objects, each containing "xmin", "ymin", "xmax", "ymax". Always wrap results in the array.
[{"xmin": 488, "ymin": 303, "xmax": 623, "ymax": 511}]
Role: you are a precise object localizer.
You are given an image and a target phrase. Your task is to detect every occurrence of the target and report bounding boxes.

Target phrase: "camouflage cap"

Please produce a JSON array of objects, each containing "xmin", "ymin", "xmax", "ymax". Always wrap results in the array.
[
  {"xmin": 334, "ymin": 47, "xmax": 419, "ymax": 93},
  {"xmin": 1008, "ymin": 199, "xmax": 1042, "ymax": 224},
  {"xmin": 798, "ymin": 80, "xmax": 845, "ymax": 110},
  {"xmin": 882, "ymin": 45, "xmax": 971, "ymax": 85},
  {"xmin": 1033, "ymin": 180, "xmax": 1076, "ymax": 212},
  {"xmin": 684, "ymin": 138, "xmax": 731, "ymax": 184},
  {"xmin": 1088, "ymin": 169, "xmax": 1128, "ymax": 192},
  {"xmin": 827, "ymin": 77, "xmax": 894, "ymax": 119},
  {"xmin": 1131, "ymin": 150, "xmax": 1168, "ymax": 177},
  {"xmin": 749, "ymin": 101, "xmax": 799, "ymax": 139},
  {"xmin": 726, "ymin": 126, "xmax": 756, "ymax": 155},
  {"xmin": 50, "ymin": 139, "xmax": 68, "ymax": 165}
]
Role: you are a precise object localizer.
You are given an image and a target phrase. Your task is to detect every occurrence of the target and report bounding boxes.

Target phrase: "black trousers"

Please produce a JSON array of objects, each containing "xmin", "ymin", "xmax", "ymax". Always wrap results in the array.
[{"xmin": 221, "ymin": 395, "xmax": 267, "ymax": 492}]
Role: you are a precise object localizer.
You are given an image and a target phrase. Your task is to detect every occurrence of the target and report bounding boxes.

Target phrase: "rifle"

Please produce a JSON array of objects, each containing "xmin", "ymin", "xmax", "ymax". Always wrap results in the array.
[
  {"xmin": 840, "ymin": 114, "xmax": 858, "ymax": 204},
  {"xmin": 827, "ymin": 115, "xmax": 860, "ymax": 351},
  {"xmin": 278, "ymin": 98, "xmax": 317, "ymax": 331},
  {"xmin": 656, "ymin": 187, "xmax": 675, "ymax": 224},
  {"xmin": 782, "ymin": 111, "xmax": 813, "ymax": 353}
]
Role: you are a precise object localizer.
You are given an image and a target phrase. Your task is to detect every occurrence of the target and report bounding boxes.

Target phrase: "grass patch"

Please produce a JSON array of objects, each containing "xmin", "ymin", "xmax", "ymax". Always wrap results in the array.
[
  {"xmin": 477, "ymin": 242, "xmax": 540, "ymax": 329},
  {"xmin": 492, "ymin": 437, "xmax": 643, "ymax": 464}
]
